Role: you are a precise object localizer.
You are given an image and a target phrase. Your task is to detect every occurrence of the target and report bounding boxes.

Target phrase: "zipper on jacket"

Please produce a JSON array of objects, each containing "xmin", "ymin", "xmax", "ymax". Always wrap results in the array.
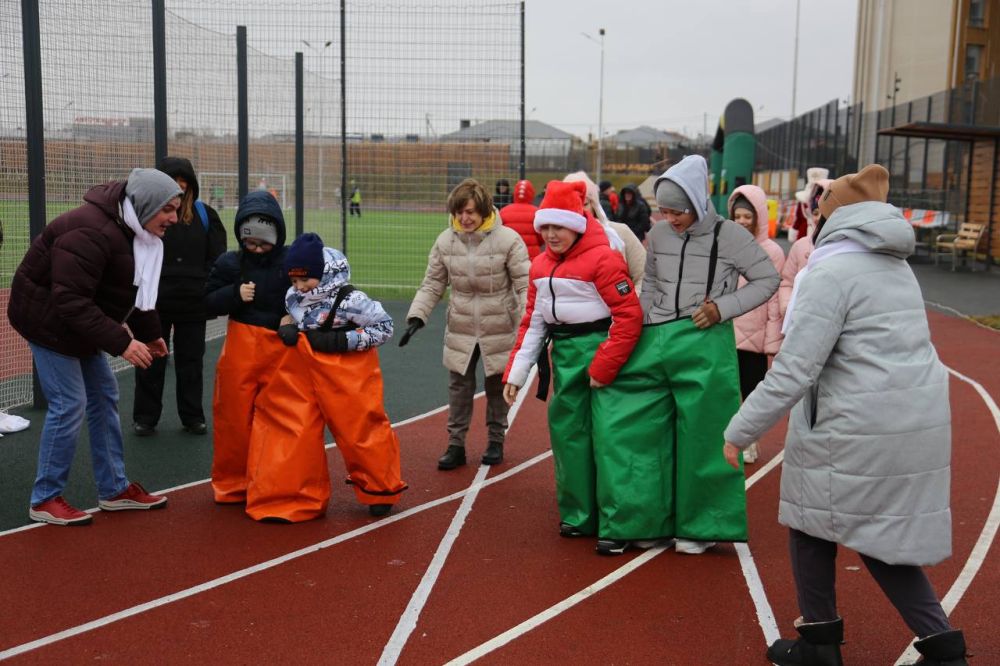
[
  {"xmin": 674, "ymin": 234, "xmax": 691, "ymax": 317},
  {"xmin": 548, "ymin": 256, "xmax": 564, "ymax": 324},
  {"xmin": 809, "ymin": 385, "xmax": 819, "ymax": 429}
]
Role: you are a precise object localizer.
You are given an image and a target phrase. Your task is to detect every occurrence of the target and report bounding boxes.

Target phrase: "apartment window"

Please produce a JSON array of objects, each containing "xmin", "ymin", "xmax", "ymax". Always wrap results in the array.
[
  {"xmin": 969, "ymin": 0, "xmax": 985, "ymax": 27},
  {"xmin": 965, "ymin": 44, "xmax": 984, "ymax": 81}
]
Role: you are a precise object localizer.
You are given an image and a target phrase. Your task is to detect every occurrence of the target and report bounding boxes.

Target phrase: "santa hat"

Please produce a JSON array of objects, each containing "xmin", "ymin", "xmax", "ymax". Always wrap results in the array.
[{"xmin": 533, "ymin": 180, "xmax": 588, "ymax": 234}]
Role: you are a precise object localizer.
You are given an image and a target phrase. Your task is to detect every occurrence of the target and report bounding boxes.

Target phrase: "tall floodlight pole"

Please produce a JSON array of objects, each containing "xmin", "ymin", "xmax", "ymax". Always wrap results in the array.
[
  {"xmin": 582, "ymin": 29, "xmax": 606, "ymax": 183},
  {"xmin": 598, "ymin": 28, "xmax": 605, "ymax": 184},
  {"xmin": 303, "ymin": 40, "xmax": 332, "ymax": 208},
  {"xmin": 791, "ymin": 0, "xmax": 800, "ymax": 118}
]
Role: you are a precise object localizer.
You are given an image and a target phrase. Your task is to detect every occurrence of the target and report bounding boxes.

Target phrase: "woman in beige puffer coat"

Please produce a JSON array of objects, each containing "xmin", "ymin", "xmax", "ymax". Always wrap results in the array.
[{"xmin": 404, "ymin": 179, "xmax": 530, "ymax": 470}]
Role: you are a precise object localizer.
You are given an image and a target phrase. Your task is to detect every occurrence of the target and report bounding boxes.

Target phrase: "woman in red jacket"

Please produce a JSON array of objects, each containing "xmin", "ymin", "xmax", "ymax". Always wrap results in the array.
[
  {"xmin": 503, "ymin": 180, "xmax": 644, "ymax": 556},
  {"xmin": 499, "ymin": 179, "xmax": 542, "ymax": 258}
]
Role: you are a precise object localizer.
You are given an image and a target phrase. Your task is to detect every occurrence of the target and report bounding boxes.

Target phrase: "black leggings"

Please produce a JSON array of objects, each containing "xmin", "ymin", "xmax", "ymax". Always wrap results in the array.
[
  {"xmin": 788, "ymin": 528, "xmax": 951, "ymax": 638},
  {"xmin": 737, "ymin": 349, "xmax": 769, "ymax": 400}
]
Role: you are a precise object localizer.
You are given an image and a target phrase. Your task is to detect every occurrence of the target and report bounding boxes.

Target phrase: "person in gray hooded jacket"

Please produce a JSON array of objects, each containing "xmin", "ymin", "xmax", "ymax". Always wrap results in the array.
[
  {"xmin": 591, "ymin": 155, "xmax": 778, "ymax": 556},
  {"xmin": 723, "ymin": 165, "xmax": 967, "ymax": 666}
]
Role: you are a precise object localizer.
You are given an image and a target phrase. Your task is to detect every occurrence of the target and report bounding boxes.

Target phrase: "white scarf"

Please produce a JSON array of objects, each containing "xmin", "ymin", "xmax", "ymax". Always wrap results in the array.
[
  {"xmin": 781, "ymin": 238, "xmax": 870, "ymax": 334},
  {"xmin": 121, "ymin": 197, "xmax": 164, "ymax": 311}
]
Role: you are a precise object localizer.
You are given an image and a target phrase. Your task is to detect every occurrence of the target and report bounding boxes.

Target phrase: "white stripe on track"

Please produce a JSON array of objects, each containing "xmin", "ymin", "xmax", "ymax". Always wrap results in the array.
[
  {"xmin": 0, "ymin": 396, "xmax": 483, "ymax": 540},
  {"xmin": 377, "ymin": 370, "xmax": 536, "ymax": 666},
  {"xmin": 442, "ymin": 546, "xmax": 670, "ymax": 666},
  {"xmin": 894, "ymin": 366, "xmax": 1000, "ymax": 665},
  {"xmin": 444, "ymin": 445, "xmax": 784, "ymax": 664},
  {"xmin": 379, "ymin": 465, "xmax": 489, "ymax": 665},
  {"xmin": 0, "ymin": 387, "xmax": 535, "ymax": 660}
]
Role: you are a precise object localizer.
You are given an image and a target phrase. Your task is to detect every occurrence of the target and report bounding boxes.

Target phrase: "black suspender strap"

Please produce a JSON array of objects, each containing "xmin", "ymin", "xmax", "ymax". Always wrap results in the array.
[
  {"xmin": 320, "ymin": 284, "xmax": 355, "ymax": 330},
  {"xmin": 704, "ymin": 220, "xmax": 723, "ymax": 301}
]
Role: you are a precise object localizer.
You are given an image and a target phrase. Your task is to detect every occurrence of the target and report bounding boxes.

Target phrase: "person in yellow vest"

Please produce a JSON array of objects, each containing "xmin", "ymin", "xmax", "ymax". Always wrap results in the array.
[{"xmin": 350, "ymin": 181, "xmax": 362, "ymax": 217}]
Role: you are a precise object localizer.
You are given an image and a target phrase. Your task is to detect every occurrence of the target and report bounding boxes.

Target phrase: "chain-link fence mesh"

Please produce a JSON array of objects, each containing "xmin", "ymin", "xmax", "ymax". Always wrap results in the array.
[
  {"xmin": 0, "ymin": 0, "xmax": 522, "ymax": 409},
  {"xmin": 756, "ymin": 77, "xmax": 1000, "ymax": 217}
]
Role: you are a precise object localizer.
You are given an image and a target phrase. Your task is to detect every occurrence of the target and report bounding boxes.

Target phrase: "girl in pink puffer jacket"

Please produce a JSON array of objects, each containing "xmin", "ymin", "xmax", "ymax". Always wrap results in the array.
[
  {"xmin": 729, "ymin": 185, "xmax": 785, "ymax": 462},
  {"xmin": 778, "ymin": 178, "xmax": 832, "ymax": 317}
]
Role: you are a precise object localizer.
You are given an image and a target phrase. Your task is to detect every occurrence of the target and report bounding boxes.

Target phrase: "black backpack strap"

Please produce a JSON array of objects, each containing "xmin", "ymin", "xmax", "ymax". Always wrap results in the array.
[
  {"xmin": 705, "ymin": 220, "xmax": 723, "ymax": 301},
  {"xmin": 321, "ymin": 284, "xmax": 356, "ymax": 330}
]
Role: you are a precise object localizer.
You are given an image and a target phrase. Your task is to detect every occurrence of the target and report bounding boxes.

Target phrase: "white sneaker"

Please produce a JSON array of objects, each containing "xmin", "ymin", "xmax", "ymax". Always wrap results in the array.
[
  {"xmin": 0, "ymin": 412, "xmax": 30, "ymax": 434},
  {"xmin": 743, "ymin": 441, "xmax": 759, "ymax": 464},
  {"xmin": 674, "ymin": 539, "xmax": 716, "ymax": 554},
  {"xmin": 633, "ymin": 538, "xmax": 675, "ymax": 550}
]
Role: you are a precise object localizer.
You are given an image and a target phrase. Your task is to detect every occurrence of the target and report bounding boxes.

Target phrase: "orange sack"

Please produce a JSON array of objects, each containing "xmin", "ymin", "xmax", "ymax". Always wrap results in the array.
[
  {"xmin": 211, "ymin": 320, "xmax": 286, "ymax": 504},
  {"xmin": 245, "ymin": 335, "xmax": 407, "ymax": 522}
]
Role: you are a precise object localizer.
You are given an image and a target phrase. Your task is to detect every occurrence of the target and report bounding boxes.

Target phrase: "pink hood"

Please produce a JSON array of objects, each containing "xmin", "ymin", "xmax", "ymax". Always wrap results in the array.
[
  {"xmin": 728, "ymin": 184, "xmax": 770, "ymax": 241},
  {"xmin": 730, "ymin": 184, "xmax": 786, "ymax": 356}
]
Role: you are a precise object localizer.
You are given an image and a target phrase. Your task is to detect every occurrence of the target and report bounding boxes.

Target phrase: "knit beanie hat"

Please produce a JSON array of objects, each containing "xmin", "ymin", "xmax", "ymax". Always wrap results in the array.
[
  {"xmin": 598, "ymin": 180, "xmax": 613, "ymax": 193},
  {"xmin": 732, "ymin": 195, "xmax": 754, "ymax": 216},
  {"xmin": 238, "ymin": 214, "xmax": 278, "ymax": 245},
  {"xmin": 533, "ymin": 180, "xmax": 588, "ymax": 234},
  {"xmin": 284, "ymin": 232, "xmax": 325, "ymax": 279},
  {"xmin": 655, "ymin": 178, "xmax": 693, "ymax": 213},
  {"xmin": 818, "ymin": 164, "xmax": 889, "ymax": 220},
  {"xmin": 125, "ymin": 168, "xmax": 182, "ymax": 227}
]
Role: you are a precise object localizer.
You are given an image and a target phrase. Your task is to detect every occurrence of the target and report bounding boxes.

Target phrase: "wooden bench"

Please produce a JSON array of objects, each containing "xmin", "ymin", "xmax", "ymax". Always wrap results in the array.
[{"xmin": 934, "ymin": 222, "xmax": 987, "ymax": 271}]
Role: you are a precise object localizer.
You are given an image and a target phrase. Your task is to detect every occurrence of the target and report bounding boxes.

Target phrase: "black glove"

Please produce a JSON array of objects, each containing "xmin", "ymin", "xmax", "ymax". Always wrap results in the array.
[
  {"xmin": 305, "ymin": 329, "xmax": 349, "ymax": 354},
  {"xmin": 398, "ymin": 318, "xmax": 424, "ymax": 347},
  {"xmin": 277, "ymin": 323, "xmax": 300, "ymax": 346}
]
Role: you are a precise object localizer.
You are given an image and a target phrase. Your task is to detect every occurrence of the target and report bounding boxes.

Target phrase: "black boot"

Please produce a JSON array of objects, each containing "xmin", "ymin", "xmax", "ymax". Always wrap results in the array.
[
  {"xmin": 481, "ymin": 441, "xmax": 503, "ymax": 465},
  {"xmin": 437, "ymin": 445, "xmax": 466, "ymax": 470},
  {"xmin": 913, "ymin": 630, "xmax": 968, "ymax": 665},
  {"xmin": 766, "ymin": 618, "xmax": 844, "ymax": 666}
]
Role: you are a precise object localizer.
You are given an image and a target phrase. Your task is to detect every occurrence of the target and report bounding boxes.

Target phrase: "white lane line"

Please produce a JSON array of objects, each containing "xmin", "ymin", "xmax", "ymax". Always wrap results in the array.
[
  {"xmin": 444, "ymin": 443, "xmax": 784, "ymax": 664},
  {"xmin": 736, "ymin": 544, "xmax": 781, "ymax": 645},
  {"xmin": 0, "ymin": 396, "xmax": 483, "ymax": 540},
  {"xmin": 0, "ymin": 383, "xmax": 538, "ymax": 660},
  {"xmin": 0, "ymin": 450, "xmax": 556, "ymax": 662},
  {"xmin": 924, "ymin": 301, "xmax": 1000, "ymax": 335},
  {"xmin": 377, "ymin": 369, "xmax": 536, "ymax": 666},
  {"xmin": 738, "ymin": 450, "xmax": 784, "ymax": 648},
  {"xmin": 443, "ymin": 546, "xmax": 670, "ymax": 666},
  {"xmin": 379, "ymin": 465, "xmax": 490, "ymax": 666},
  {"xmin": 895, "ymin": 366, "xmax": 1000, "ymax": 665}
]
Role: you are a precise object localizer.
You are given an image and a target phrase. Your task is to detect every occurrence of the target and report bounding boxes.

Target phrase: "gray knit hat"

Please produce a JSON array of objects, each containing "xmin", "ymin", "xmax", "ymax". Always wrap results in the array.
[
  {"xmin": 238, "ymin": 214, "xmax": 278, "ymax": 245},
  {"xmin": 654, "ymin": 178, "xmax": 692, "ymax": 213},
  {"xmin": 125, "ymin": 168, "xmax": 182, "ymax": 226}
]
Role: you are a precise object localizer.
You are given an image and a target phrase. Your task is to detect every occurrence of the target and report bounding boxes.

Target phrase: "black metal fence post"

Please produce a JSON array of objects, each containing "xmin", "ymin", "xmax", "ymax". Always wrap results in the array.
[
  {"xmin": 295, "ymin": 52, "xmax": 304, "ymax": 238},
  {"xmin": 152, "ymin": 0, "xmax": 168, "ymax": 166},
  {"xmin": 21, "ymin": 0, "xmax": 46, "ymax": 409},
  {"xmin": 340, "ymin": 0, "xmax": 348, "ymax": 255},
  {"xmin": 237, "ymin": 26, "xmax": 248, "ymax": 204},
  {"xmin": 518, "ymin": 0, "xmax": 525, "ymax": 180}
]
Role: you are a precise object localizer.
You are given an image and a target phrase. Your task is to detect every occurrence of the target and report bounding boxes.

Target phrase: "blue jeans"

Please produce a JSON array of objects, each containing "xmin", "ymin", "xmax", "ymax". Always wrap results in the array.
[{"xmin": 29, "ymin": 343, "xmax": 129, "ymax": 506}]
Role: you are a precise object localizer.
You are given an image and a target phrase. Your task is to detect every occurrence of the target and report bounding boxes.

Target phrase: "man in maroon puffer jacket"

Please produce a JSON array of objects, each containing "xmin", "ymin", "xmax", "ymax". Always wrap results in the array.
[{"xmin": 9, "ymin": 168, "xmax": 181, "ymax": 526}]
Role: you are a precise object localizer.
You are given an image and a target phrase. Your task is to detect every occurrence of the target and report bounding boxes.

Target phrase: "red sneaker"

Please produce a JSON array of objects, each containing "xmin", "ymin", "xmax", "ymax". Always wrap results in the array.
[
  {"xmin": 29, "ymin": 497, "xmax": 93, "ymax": 526},
  {"xmin": 99, "ymin": 482, "xmax": 168, "ymax": 511}
]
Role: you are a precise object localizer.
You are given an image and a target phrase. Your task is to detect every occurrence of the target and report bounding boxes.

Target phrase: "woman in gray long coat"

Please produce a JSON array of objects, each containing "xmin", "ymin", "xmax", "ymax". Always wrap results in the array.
[{"xmin": 723, "ymin": 165, "xmax": 968, "ymax": 666}]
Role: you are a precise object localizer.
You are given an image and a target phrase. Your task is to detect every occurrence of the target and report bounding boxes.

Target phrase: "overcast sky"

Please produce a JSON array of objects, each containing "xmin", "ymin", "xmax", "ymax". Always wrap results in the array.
[{"xmin": 525, "ymin": 0, "xmax": 859, "ymax": 139}]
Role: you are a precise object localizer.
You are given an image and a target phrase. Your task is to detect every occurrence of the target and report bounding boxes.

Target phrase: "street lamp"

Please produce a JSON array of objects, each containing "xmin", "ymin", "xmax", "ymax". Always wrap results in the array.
[
  {"xmin": 303, "ymin": 40, "xmax": 332, "ymax": 209},
  {"xmin": 581, "ymin": 29, "xmax": 605, "ymax": 184}
]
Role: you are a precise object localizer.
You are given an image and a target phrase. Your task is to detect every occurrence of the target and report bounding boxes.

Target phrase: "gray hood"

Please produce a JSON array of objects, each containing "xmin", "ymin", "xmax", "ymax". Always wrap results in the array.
[
  {"xmin": 654, "ymin": 154, "xmax": 718, "ymax": 235},
  {"xmin": 816, "ymin": 201, "xmax": 915, "ymax": 259}
]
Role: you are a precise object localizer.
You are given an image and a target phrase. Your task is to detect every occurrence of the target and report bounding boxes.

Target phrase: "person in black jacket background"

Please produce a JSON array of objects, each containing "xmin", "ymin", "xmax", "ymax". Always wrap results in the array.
[
  {"xmin": 133, "ymin": 157, "xmax": 227, "ymax": 436},
  {"xmin": 616, "ymin": 183, "xmax": 652, "ymax": 243},
  {"xmin": 204, "ymin": 190, "xmax": 290, "ymax": 504}
]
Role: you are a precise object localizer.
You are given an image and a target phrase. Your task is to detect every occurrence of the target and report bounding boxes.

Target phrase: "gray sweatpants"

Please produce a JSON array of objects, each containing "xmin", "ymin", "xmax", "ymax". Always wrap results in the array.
[{"xmin": 447, "ymin": 346, "xmax": 509, "ymax": 448}]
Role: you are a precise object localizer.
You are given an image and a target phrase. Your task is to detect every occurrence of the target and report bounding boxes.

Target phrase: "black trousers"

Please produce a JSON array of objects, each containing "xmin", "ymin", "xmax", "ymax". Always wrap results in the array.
[
  {"xmin": 788, "ymin": 528, "xmax": 951, "ymax": 638},
  {"xmin": 737, "ymin": 349, "xmax": 769, "ymax": 400},
  {"xmin": 133, "ymin": 314, "xmax": 207, "ymax": 427}
]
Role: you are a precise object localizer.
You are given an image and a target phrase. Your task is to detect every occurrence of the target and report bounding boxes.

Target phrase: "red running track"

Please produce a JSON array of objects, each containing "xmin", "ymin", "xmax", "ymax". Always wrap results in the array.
[{"xmin": 0, "ymin": 309, "xmax": 997, "ymax": 664}]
